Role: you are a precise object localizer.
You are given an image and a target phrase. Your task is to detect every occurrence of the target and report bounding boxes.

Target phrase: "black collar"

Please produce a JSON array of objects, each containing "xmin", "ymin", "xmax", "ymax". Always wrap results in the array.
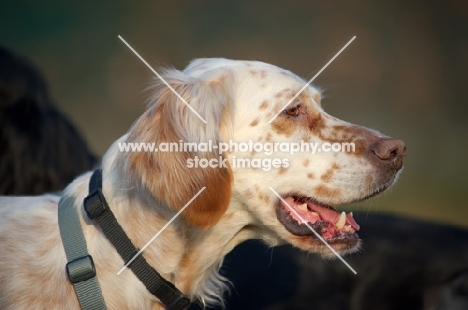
[{"xmin": 83, "ymin": 169, "xmax": 190, "ymax": 310}]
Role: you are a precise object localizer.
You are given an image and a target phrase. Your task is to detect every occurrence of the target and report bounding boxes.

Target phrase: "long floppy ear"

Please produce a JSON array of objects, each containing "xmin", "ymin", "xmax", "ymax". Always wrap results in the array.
[{"xmin": 124, "ymin": 67, "xmax": 234, "ymax": 228}]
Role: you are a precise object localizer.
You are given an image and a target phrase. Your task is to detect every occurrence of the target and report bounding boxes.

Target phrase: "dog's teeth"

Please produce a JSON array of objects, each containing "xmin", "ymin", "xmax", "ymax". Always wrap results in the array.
[
  {"xmin": 298, "ymin": 203, "xmax": 308, "ymax": 211},
  {"xmin": 343, "ymin": 225, "xmax": 355, "ymax": 234},
  {"xmin": 336, "ymin": 211, "xmax": 346, "ymax": 229},
  {"xmin": 310, "ymin": 211, "xmax": 319, "ymax": 217}
]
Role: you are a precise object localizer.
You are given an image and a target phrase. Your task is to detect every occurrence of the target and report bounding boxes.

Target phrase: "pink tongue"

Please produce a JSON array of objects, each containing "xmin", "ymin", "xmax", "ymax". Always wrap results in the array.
[
  {"xmin": 346, "ymin": 213, "xmax": 360, "ymax": 231},
  {"xmin": 305, "ymin": 200, "xmax": 360, "ymax": 231},
  {"xmin": 306, "ymin": 201, "xmax": 339, "ymax": 224},
  {"xmin": 281, "ymin": 197, "xmax": 360, "ymax": 231}
]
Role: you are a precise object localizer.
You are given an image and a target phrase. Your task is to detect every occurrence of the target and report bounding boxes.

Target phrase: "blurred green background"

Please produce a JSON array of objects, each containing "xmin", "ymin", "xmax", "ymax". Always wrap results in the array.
[{"xmin": 1, "ymin": 1, "xmax": 467, "ymax": 226}]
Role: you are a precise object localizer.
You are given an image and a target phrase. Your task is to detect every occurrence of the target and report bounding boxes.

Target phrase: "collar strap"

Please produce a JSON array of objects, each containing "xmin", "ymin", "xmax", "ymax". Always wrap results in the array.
[{"xmin": 84, "ymin": 169, "xmax": 191, "ymax": 310}]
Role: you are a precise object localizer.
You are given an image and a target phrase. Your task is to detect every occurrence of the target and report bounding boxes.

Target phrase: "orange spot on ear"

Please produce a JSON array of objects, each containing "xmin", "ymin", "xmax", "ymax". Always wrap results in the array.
[
  {"xmin": 125, "ymin": 83, "xmax": 233, "ymax": 228},
  {"xmin": 128, "ymin": 128, "xmax": 233, "ymax": 227},
  {"xmin": 180, "ymin": 164, "xmax": 233, "ymax": 227}
]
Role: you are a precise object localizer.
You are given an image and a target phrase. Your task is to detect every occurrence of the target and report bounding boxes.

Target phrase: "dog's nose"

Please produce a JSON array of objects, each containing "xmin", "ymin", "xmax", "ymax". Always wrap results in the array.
[{"xmin": 372, "ymin": 138, "xmax": 406, "ymax": 163}]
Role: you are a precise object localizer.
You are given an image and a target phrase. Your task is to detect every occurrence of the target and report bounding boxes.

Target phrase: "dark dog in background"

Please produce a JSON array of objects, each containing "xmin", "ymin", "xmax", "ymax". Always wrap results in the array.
[
  {"xmin": 0, "ymin": 46, "xmax": 97, "ymax": 195},
  {"xmin": 2, "ymin": 46, "xmax": 467, "ymax": 310},
  {"xmin": 204, "ymin": 213, "xmax": 468, "ymax": 310}
]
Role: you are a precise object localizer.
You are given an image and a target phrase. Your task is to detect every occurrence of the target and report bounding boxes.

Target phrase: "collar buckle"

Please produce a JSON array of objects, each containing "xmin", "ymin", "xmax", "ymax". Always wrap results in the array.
[
  {"xmin": 84, "ymin": 189, "xmax": 109, "ymax": 220},
  {"xmin": 66, "ymin": 255, "xmax": 96, "ymax": 284}
]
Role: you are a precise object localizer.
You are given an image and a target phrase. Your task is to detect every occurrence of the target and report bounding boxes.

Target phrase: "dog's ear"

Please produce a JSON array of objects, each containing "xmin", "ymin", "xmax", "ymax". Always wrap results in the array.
[{"xmin": 125, "ymin": 68, "xmax": 233, "ymax": 228}]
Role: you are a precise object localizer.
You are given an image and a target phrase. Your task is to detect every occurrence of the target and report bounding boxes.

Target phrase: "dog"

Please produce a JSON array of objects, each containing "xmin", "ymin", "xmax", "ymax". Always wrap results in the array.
[
  {"xmin": 0, "ymin": 46, "xmax": 97, "ymax": 195},
  {"xmin": 0, "ymin": 58, "xmax": 406, "ymax": 309}
]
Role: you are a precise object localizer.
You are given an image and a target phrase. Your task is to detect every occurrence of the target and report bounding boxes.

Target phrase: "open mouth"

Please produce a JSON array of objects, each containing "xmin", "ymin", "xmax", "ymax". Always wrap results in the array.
[{"xmin": 276, "ymin": 196, "xmax": 360, "ymax": 244}]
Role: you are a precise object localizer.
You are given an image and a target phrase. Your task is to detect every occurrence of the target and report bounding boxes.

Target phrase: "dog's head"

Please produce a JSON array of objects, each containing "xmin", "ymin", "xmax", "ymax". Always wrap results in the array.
[{"xmin": 123, "ymin": 58, "xmax": 406, "ymax": 255}]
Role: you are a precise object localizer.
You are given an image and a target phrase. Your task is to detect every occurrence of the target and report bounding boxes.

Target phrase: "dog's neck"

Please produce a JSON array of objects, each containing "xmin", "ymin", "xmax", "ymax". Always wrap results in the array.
[{"xmin": 97, "ymin": 148, "xmax": 254, "ymax": 306}]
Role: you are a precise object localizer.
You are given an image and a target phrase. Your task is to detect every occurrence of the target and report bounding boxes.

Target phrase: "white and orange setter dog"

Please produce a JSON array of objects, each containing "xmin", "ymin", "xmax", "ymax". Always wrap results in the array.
[{"xmin": 0, "ymin": 58, "xmax": 405, "ymax": 309}]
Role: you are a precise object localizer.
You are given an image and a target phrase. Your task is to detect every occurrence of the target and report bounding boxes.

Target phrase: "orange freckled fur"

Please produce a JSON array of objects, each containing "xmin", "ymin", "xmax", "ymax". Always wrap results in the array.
[
  {"xmin": 249, "ymin": 119, "xmax": 259, "ymax": 127},
  {"xmin": 277, "ymin": 166, "xmax": 287, "ymax": 175},
  {"xmin": 271, "ymin": 116, "xmax": 296, "ymax": 137},
  {"xmin": 320, "ymin": 169, "xmax": 334, "ymax": 183},
  {"xmin": 314, "ymin": 185, "xmax": 341, "ymax": 199},
  {"xmin": 243, "ymin": 189, "xmax": 254, "ymax": 198},
  {"xmin": 320, "ymin": 164, "xmax": 339, "ymax": 183},
  {"xmin": 259, "ymin": 100, "xmax": 269, "ymax": 110},
  {"xmin": 125, "ymin": 89, "xmax": 233, "ymax": 227}
]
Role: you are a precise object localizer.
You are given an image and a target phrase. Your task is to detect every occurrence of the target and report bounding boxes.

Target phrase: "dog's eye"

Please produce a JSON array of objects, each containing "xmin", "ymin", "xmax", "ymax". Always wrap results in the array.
[{"xmin": 284, "ymin": 105, "xmax": 300, "ymax": 117}]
